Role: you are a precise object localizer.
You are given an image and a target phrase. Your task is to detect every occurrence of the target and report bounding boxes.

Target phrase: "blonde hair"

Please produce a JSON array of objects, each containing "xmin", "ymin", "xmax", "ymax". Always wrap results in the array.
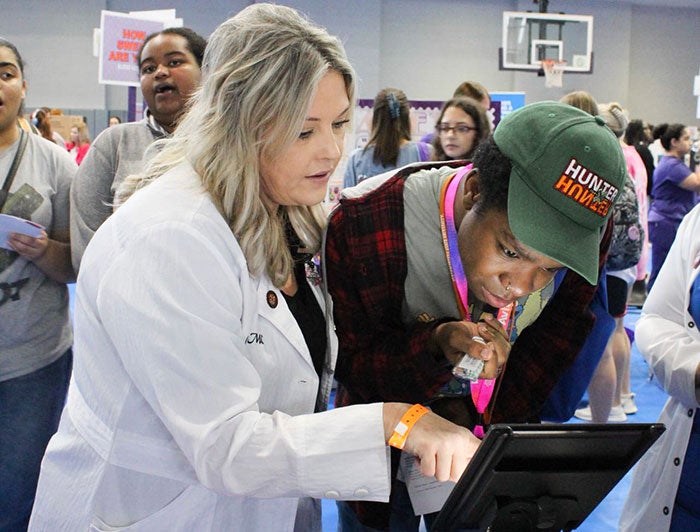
[
  {"xmin": 598, "ymin": 102, "xmax": 629, "ymax": 138},
  {"xmin": 559, "ymin": 91, "xmax": 599, "ymax": 117},
  {"xmin": 127, "ymin": 4, "xmax": 355, "ymax": 288},
  {"xmin": 72, "ymin": 122, "xmax": 91, "ymax": 145}
]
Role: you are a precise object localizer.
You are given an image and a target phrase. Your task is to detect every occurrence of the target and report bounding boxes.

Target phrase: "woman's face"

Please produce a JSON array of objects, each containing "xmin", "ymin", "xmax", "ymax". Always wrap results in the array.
[
  {"xmin": 109, "ymin": 116, "xmax": 120, "ymax": 127},
  {"xmin": 259, "ymin": 70, "xmax": 350, "ymax": 207},
  {"xmin": 0, "ymin": 46, "xmax": 25, "ymax": 135},
  {"xmin": 139, "ymin": 34, "xmax": 202, "ymax": 132},
  {"xmin": 672, "ymin": 128, "xmax": 691, "ymax": 156},
  {"xmin": 437, "ymin": 105, "xmax": 478, "ymax": 160},
  {"xmin": 70, "ymin": 127, "xmax": 79, "ymax": 143}
]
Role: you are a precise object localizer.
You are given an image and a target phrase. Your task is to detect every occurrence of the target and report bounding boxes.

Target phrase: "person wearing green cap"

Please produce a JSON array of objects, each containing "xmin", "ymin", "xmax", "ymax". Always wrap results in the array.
[{"xmin": 324, "ymin": 100, "xmax": 627, "ymax": 531}]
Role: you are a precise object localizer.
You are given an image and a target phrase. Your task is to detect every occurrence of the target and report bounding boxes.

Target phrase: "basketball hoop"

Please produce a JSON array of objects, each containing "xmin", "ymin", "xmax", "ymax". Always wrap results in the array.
[{"xmin": 541, "ymin": 59, "xmax": 566, "ymax": 88}]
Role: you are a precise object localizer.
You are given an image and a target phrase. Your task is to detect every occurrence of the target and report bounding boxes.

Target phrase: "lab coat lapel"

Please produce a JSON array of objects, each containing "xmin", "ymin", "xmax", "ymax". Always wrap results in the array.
[{"xmin": 256, "ymin": 276, "xmax": 315, "ymax": 372}]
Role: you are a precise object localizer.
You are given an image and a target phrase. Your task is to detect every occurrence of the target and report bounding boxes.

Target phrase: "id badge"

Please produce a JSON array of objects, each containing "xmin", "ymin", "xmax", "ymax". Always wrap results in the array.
[{"xmin": 452, "ymin": 336, "xmax": 486, "ymax": 382}]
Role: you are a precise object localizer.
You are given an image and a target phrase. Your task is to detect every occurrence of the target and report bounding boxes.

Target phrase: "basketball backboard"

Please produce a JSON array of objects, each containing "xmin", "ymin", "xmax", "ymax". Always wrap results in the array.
[{"xmin": 500, "ymin": 11, "xmax": 594, "ymax": 73}]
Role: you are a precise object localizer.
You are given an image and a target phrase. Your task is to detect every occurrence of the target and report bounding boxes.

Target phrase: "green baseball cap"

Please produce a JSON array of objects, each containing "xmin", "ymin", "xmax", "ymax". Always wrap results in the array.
[{"xmin": 493, "ymin": 101, "xmax": 627, "ymax": 285}]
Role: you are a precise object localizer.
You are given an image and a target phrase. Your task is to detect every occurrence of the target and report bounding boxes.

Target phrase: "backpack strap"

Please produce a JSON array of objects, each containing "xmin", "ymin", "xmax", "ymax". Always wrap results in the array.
[{"xmin": 0, "ymin": 129, "xmax": 29, "ymax": 211}]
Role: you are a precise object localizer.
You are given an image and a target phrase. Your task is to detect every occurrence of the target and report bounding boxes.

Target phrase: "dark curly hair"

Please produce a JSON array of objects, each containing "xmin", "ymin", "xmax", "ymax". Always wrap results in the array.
[
  {"xmin": 471, "ymin": 136, "xmax": 511, "ymax": 216},
  {"xmin": 624, "ymin": 119, "xmax": 649, "ymax": 146}
]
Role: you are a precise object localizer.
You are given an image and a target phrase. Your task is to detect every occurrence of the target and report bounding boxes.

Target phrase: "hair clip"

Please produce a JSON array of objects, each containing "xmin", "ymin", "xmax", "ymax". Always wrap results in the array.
[{"xmin": 387, "ymin": 93, "xmax": 401, "ymax": 119}]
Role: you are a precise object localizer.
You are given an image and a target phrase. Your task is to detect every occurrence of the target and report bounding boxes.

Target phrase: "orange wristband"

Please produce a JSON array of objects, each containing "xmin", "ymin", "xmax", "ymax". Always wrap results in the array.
[{"xmin": 388, "ymin": 404, "xmax": 429, "ymax": 450}]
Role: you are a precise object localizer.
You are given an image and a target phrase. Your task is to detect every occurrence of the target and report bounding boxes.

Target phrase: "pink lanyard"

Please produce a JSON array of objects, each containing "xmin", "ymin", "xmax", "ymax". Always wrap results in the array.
[{"xmin": 440, "ymin": 166, "xmax": 514, "ymax": 438}]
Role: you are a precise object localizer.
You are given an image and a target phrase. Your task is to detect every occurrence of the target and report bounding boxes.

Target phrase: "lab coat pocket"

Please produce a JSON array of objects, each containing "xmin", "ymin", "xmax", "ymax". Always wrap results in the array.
[{"xmin": 89, "ymin": 485, "xmax": 215, "ymax": 531}]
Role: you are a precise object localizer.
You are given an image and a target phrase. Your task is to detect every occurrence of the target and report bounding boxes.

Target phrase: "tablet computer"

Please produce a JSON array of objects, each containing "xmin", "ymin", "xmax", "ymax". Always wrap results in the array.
[{"xmin": 431, "ymin": 422, "xmax": 665, "ymax": 532}]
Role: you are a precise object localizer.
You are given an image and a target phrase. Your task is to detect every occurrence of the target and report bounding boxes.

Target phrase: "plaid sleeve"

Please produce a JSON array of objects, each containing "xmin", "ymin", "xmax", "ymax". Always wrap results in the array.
[
  {"xmin": 492, "ymin": 217, "xmax": 614, "ymax": 423},
  {"xmin": 325, "ymin": 177, "xmax": 453, "ymax": 407}
]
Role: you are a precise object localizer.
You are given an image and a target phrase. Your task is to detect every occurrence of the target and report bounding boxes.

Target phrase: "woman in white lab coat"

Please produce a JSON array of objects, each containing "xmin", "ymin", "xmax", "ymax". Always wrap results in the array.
[
  {"xmin": 619, "ymin": 203, "xmax": 700, "ymax": 531},
  {"xmin": 28, "ymin": 5, "xmax": 478, "ymax": 532}
]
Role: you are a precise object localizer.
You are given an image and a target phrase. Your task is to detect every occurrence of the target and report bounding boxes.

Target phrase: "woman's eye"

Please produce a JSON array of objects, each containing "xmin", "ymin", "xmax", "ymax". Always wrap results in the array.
[
  {"xmin": 299, "ymin": 129, "xmax": 313, "ymax": 140},
  {"xmin": 333, "ymin": 119, "xmax": 350, "ymax": 131},
  {"xmin": 141, "ymin": 65, "xmax": 155, "ymax": 75}
]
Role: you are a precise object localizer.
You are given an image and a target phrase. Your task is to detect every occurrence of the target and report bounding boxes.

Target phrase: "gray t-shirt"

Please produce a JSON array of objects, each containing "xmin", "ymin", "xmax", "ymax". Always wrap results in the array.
[
  {"xmin": 403, "ymin": 166, "xmax": 461, "ymax": 323},
  {"xmin": 0, "ymin": 132, "xmax": 76, "ymax": 381},
  {"xmin": 70, "ymin": 117, "xmax": 166, "ymax": 272}
]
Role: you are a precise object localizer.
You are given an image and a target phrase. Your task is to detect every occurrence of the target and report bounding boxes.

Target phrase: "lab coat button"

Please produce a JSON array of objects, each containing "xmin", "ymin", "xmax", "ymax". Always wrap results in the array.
[
  {"xmin": 324, "ymin": 490, "xmax": 341, "ymax": 499},
  {"xmin": 689, "ymin": 321, "xmax": 695, "ymax": 328},
  {"xmin": 689, "ymin": 409, "xmax": 695, "ymax": 417},
  {"xmin": 354, "ymin": 488, "xmax": 370, "ymax": 497},
  {"xmin": 663, "ymin": 506, "xmax": 670, "ymax": 515},
  {"xmin": 674, "ymin": 457, "xmax": 681, "ymax": 466}
]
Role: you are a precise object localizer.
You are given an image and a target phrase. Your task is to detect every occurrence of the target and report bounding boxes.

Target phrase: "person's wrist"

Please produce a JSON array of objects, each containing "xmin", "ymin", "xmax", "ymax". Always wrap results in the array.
[
  {"xmin": 32, "ymin": 239, "xmax": 50, "ymax": 262},
  {"xmin": 388, "ymin": 404, "xmax": 429, "ymax": 450}
]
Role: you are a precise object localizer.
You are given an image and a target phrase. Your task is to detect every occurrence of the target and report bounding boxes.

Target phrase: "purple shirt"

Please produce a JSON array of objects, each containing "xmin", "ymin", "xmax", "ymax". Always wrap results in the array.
[{"xmin": 649, "ymin": 156, "xmax": 697, "ymax": 222}]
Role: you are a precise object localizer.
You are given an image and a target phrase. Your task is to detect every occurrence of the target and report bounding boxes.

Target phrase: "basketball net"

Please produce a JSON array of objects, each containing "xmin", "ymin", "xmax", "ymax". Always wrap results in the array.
[{"xmin": 541, "ymin": 59, "xmax": 566, "ymax": 88}]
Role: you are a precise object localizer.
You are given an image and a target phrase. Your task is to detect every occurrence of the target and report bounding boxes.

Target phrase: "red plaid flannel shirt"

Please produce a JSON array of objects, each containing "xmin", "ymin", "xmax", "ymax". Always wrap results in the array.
[{"xmin": 324, "ymin": 162, "xmax": 611, "ymax": 529}]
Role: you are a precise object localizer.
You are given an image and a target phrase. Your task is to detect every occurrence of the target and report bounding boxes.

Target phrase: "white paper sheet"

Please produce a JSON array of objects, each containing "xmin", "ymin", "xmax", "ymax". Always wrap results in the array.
[{"xmin": 0, "ymin": 214, "xmax": 44, "ymax": 250}]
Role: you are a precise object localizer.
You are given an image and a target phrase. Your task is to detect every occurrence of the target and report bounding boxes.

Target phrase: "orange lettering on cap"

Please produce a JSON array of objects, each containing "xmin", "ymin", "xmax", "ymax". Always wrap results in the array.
[
  {"xmin": 579, "ymin": 188, "xmax": 594, "ymax": 207},
  {"xmin": 555, "ymin": 158, "xmax": 618, "ymax": 218},
  {"xmin": 554, "ymin": 174, "xmax": 573, "ymax": 193},
  {"xmin": 568, "ymin": 183, "xmax": 585, "ymax": 201}
]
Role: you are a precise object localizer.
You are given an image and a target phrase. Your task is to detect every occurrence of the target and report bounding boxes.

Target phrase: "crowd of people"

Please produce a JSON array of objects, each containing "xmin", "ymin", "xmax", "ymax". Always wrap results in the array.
[{"xmin": 1, "ymin": 3, "xmax": 699, "ymax": 532}]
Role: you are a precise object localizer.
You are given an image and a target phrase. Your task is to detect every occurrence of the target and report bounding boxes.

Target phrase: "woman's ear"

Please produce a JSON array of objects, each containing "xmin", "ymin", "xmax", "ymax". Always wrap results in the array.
[{"xmin": 462, "ymin": 168, "xmax": 480, "ymax": 211}]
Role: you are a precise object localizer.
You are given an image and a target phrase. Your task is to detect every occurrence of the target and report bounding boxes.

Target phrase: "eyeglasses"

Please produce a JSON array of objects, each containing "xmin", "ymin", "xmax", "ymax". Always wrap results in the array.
[{"xmin": 436, "ymin": 123, "xmax": 478, "ymax": 135}]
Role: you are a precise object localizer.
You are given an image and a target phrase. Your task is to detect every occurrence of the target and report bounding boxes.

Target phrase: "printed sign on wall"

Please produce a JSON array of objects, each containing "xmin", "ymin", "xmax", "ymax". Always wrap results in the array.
[{"xmin": 98, "ymin": 11, "xmax": 165, "ymax": 86}]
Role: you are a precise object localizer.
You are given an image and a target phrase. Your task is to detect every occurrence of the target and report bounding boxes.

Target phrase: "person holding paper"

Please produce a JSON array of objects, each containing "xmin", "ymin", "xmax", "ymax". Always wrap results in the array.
[
  {"xmin": 324, "ymin": 101, "xmax": 627, "ymax": 530},
  {"xmin": 0, "ymin": 38, "xmax": 77, "ymax": 530},
  {"xmin": 69, "ymin": 27, "xmax": 207, "ymax": 273},
  {"xmin": 28, "ymin": 6, "xmax": 479, "ymax": 531}
]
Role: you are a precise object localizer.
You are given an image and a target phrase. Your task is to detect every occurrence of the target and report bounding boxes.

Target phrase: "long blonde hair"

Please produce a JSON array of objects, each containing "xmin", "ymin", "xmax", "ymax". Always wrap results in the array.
[{"xmin": 134, "ymin": 4, "xmax": 355, "ymax": 288}]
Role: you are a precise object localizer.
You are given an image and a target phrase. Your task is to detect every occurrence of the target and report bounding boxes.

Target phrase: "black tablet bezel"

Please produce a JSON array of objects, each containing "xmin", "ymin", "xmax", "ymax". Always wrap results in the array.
[{"xmin": 431, "ymin": 422, "xmax": 665, "ymax": 532}]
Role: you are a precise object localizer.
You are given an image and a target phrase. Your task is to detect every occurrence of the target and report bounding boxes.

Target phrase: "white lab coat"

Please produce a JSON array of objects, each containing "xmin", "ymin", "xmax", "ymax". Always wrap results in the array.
[
  {"xmin": 619, "ymin": 204, "xmax": 700, "ymax": 532},
  {"xmin": 29, "ymin": 163, "xmax": 391, "ymax": 532}
]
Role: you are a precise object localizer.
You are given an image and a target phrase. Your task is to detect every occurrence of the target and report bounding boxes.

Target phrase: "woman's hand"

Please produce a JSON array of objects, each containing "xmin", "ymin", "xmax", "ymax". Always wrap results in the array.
[
  {"xmin": 7, "ymin": 230, "xmax": 75, "ymax": 283},
  {"xmin": 383, "ymin": 403, "xmax": 480, "ymax": 482},
  {"xmin": 7, "ymin": 230, "xmax": 49, "ymax": 261}
]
